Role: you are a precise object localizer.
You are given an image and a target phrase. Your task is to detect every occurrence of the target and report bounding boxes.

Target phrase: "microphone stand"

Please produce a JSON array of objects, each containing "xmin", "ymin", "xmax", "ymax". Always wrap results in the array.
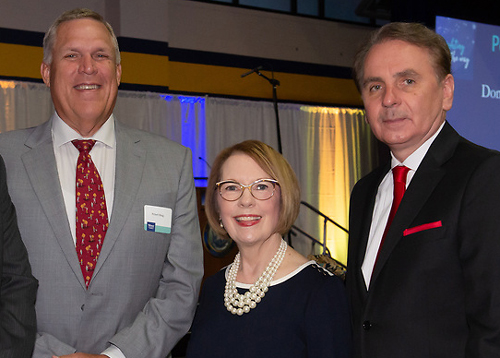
[{"xmin": 242, "ymin": 68, "xmax": 283, "ymax": 154}]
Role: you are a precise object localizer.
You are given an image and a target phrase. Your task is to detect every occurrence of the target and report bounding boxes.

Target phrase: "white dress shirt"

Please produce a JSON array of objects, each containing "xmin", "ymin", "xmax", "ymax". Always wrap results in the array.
[
  {"xmin": 51, "ymin": 113, "xmax": 125, "ymax": 358},
  {"xmin": 52, "ymin": 113, "xmax": 116, "ymax": 243},
  {"xmin": 362, "ymin": 122, "xmax": 445, "ymax": 288}
]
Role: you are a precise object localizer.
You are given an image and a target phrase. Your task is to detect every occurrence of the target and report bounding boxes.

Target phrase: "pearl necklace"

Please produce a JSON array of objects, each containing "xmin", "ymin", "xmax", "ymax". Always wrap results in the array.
[{"xmin": 224, "ymin": 239, "xmax": 287, "ymax": 315}]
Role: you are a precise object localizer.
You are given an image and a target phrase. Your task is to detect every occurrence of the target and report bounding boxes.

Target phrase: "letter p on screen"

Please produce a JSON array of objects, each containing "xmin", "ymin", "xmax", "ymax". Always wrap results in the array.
[{"xmin": 493, "ymin": 35, "xmax": 500, "ymax": 52}]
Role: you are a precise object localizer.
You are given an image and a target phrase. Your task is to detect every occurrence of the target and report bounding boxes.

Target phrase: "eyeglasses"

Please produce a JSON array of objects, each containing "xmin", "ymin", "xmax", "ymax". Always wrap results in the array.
[{"xmin": 216, "ymin": 179, "xmax": 279, "ymax": 201}]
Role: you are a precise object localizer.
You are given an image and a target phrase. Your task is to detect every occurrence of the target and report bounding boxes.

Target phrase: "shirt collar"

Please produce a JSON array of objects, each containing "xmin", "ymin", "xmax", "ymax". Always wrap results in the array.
[
  {"xmin": 51, "ymin": 112, "xmax": 116, "ymax": 149},
  {"xmin": 391, "ymin": 121, "xmax": 446, "ymax": 171}
]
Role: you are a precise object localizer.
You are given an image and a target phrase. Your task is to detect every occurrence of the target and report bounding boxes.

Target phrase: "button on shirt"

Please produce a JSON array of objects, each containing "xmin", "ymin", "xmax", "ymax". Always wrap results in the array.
[{"xmin": 361, "ymin": 122, "xmax": 445, "ymax": 288}]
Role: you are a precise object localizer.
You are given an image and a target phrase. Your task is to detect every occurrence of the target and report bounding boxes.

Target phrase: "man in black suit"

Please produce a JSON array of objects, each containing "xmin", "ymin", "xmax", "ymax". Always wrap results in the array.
[
  {"xmin": 0, "ymin": 156, "xmax": 37, "ymax": 358},
  {"xmin": 347, "ymin": 22, "xmax": 500, "ymax": 357}
]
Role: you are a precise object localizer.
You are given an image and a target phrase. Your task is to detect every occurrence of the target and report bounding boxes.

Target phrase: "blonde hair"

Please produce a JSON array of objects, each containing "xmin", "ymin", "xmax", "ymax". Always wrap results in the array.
[{"xmin": 206, "ymin": 140, "xmax": 300, "ymax": 240}]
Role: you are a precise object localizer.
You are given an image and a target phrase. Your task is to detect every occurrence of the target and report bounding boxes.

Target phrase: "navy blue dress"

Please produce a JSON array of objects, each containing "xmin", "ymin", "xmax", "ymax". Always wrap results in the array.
[{"xmin": 186, "ymin": 262, "xmax": 352, "ymax": 358}]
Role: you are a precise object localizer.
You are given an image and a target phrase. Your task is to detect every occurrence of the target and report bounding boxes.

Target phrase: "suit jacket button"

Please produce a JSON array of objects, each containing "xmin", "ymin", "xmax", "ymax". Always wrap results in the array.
[
  {"xmin": 81, "ymin": 304, "xmax": 85, "ymax": 311},
  {"xmin": 362, "ymin": 321, "xmax": 372, "ymax": 330}
]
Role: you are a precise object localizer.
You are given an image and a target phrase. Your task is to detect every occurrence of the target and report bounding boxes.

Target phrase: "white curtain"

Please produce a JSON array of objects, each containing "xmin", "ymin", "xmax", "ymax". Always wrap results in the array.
[
  {"xmin": 114, "ymin": 93, "xmax": 208, "ymax": 181},
  {"xmin": 0, "ymin": 81, "xmax": 53, "ymax": 131},
  {"xmin": 205, "ymin": 97, "xmax": 279, "ymax": 160},
  {"xmin": 0, "ymin": 80, "xmax": 377, "ymax": 264}
]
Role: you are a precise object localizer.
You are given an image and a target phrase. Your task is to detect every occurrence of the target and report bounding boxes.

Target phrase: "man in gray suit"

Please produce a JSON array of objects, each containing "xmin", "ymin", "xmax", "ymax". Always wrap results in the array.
[{"xmin": 0, "ymin": 8, "xmax": 203, "ymax": 358}]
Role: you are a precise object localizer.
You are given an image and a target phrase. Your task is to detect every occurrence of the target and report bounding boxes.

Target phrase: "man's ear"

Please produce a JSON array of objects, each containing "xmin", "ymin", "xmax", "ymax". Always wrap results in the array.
[
  {"xmin": 41, "ymin": 62, "xmax": 51, "ymax": 87},
  {"xmin": 116, "ymin": 63, "xmax": 122, "ymax": 86},
  {"xmin": 442, "ymin": 74, "xmax": 454, "ymax": 111}
]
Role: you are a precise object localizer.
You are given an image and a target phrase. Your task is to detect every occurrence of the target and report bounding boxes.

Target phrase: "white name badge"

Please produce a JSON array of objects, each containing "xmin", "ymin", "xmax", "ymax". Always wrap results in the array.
[{"xmin": 144, "ymin": 205, "xmax": 172, "ymax": 234}]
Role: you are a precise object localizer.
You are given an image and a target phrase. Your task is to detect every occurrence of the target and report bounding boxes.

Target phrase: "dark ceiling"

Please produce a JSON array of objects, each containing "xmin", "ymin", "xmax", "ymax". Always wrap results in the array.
[{"xmin": 357, "ymin": 0, "xmax": 500, "ymax": 27}]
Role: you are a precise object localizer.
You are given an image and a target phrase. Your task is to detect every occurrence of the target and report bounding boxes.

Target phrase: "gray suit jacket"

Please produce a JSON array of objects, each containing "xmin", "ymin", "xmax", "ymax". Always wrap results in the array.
[{"xmin": 0, "ymin": 118, "xmax": 203, "ymax": 358}]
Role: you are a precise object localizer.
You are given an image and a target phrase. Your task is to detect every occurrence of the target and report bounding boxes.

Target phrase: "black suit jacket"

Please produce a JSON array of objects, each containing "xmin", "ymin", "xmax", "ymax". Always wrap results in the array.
[
  {"xmin": 347, "ymin": 122, "xmax": 500, "ymax": 358},
  {"xmin": 0, "ymin": 156, "xmax": 37, "ymax": 358}
]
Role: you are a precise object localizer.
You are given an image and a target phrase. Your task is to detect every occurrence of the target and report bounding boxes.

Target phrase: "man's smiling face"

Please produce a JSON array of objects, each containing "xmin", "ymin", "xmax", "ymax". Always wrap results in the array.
[{"xmin": 41, "ymin": 18, "xmax": 122, "ymax": 136}]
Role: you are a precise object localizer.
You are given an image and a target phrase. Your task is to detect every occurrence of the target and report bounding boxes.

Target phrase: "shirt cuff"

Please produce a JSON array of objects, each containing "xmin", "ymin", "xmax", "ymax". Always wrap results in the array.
[{"xmin": 102, "ymin": 344, "xmax": 126, "ymax": 358}]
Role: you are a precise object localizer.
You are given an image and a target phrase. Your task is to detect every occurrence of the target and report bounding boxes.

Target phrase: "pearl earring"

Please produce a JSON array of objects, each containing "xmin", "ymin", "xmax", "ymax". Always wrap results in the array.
[{"xmin": 219, "ymin": 218, "xmax": 224, "ymax": 228}]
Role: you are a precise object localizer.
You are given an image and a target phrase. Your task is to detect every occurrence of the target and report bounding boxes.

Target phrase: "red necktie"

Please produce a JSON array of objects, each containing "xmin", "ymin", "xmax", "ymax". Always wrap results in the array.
[
  {"xmin": 375, "ymin": 165, "xmax": 410, "ymax": 265},
  {"xmin": 73, "ymin": 140, "xmax": 108, "ymax": 288}
]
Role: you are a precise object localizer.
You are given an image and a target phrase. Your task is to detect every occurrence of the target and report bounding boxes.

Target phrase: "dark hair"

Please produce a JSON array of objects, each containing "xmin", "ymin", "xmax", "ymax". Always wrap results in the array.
[
  {"xmin": 353, "ymin": 22, "xmax": 451, "ymax": 92},
  {"xmin": 205, "ymin": 140, "xmax": 300, "ymax": 240},
  {"xmin": 43, "ymin": 8, "xmax": 120, "ymax": 64}
]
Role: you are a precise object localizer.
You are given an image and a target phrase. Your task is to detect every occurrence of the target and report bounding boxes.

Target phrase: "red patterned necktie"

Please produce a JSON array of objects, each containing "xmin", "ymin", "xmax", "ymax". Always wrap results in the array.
[
  {"xmin": 374, "ymin": 165, "xmax": 410, "ymax": 266},
  {"xmin": 73, "ymin": 140, "xmax": 108, "ymax": 288}
]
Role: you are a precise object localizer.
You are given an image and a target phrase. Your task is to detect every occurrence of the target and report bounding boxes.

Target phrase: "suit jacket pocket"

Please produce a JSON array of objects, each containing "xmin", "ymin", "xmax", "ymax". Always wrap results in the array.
[{"xmin": 404, "ymin": 221, "xmax": 443, "ymax": 236}]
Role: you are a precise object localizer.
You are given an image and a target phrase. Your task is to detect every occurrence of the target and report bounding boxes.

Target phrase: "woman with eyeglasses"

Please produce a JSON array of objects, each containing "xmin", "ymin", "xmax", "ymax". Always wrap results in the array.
[{"xmin": 186, "ymin": 140, "xmax": 351, "ymax": 358}]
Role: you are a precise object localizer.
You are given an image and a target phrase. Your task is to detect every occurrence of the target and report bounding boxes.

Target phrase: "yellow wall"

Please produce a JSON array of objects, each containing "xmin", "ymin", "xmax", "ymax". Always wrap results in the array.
[{"xmin": 0, "ymin": 41, "xmax": 362, "ymax": 107}]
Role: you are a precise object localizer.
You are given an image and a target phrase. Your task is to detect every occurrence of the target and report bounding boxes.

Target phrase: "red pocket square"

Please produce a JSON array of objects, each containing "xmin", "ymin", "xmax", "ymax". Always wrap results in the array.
[{"xmin": 403, "ymin": 221, "xmax": 442, "ymax": 236}]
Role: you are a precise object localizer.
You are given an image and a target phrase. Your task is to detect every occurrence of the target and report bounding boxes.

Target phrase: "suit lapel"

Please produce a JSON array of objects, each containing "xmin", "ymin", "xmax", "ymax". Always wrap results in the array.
[
  {"xmin": 350, "ymin": 164, "xmax": 389, "ymax": 296},
  {"xmin": 370, "ymin": 122, "xmax": 459, "ymax": 283},
  {"xmin": 357, "ymin": 165, "xmax": 389, "ymax": 266},
  {"xmin": 21, "ymin": 120, "xmax": 86, "ymax": 287},
  {"xmin": 370, "ymin": 167, "xmax": 444, "ymax": 281},
  {"xmin": 92, "ymin": 122, "xmax": 146, "ymax": 276}
]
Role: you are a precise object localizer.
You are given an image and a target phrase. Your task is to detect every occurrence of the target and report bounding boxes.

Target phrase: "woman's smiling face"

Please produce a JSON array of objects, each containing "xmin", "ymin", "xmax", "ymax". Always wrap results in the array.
[{"xmin": 217, "ymin": 153, "xmax": 281, "ymax": 247}]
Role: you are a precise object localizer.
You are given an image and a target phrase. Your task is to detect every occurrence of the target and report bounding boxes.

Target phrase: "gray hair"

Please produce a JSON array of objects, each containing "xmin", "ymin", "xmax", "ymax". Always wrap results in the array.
[
  {"xmin": 353, "ymin": 22, "xmax": 451, "ymax": 92},
  {"xmin": 42, "ymin": 8, "xmax": 121, "ymax": 64}
]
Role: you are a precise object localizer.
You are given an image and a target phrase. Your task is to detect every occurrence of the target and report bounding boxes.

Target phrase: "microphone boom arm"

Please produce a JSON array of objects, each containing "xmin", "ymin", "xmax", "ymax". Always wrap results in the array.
[{"xmin": 240, "ymin": 66, "xmax": 283, "ymax": 153}]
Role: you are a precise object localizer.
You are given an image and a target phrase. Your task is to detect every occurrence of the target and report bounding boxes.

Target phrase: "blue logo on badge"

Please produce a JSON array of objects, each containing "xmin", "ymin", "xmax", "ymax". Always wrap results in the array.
[{"xmin": 147, "ymin": 222, "xmax": 156, "ymax": 232}]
